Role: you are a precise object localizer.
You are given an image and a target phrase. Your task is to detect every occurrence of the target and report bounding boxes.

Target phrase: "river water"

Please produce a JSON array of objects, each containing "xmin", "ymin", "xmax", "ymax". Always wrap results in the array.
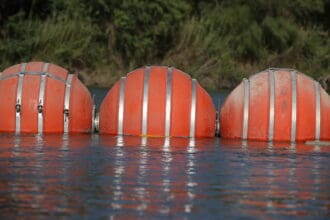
[{"xmin": 0, "ymin": 89, "xmax": 329, "ymax": 219}]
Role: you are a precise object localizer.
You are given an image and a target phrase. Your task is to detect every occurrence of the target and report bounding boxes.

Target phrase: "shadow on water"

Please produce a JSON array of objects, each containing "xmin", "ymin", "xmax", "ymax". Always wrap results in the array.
[{"xmin": 0, "ymin": 134, "xmax": 329, "ymax": 219}]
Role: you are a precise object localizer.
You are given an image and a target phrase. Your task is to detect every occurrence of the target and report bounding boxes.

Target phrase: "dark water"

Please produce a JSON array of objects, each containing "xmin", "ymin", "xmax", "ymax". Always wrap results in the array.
[{"xmin": 0, "ymin": 90, "xmax": 329, "ymax": 219}]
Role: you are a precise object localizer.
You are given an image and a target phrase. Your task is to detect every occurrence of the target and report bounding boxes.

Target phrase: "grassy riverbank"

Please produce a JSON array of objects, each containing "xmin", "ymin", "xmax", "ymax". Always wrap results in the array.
[{"xmin": 0, "ymin": 0, "xmax": 329, "ymax": 91}]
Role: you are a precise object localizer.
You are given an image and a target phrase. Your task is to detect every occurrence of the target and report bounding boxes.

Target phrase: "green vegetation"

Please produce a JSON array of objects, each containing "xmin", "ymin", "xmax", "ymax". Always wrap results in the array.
[{"xmin": 0, "ymin": 0, "xmax": 329, "ymax": 91}]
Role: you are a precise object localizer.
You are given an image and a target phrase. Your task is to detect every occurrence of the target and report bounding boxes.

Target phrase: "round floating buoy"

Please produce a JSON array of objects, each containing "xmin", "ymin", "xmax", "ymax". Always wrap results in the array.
[
  {"xmin": 0, "ymin": 62, "xmax": 94, "ymax": 133},
  {"xmin": 220, "ymin": 68, "xmax": 330, "ymax": 141},
  {"xmin": 99, "ymin": 66, "xmax": 216, "ymax": 137}
]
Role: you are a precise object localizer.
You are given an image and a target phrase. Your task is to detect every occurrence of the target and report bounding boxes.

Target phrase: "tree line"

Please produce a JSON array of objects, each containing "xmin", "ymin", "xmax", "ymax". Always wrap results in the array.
[{"xmin": 0, "ymin": 0, "xmax": 329, "ymax": 90}]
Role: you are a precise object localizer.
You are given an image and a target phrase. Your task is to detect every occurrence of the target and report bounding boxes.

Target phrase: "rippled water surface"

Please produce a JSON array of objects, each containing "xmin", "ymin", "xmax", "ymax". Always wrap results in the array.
[
  {"xmin": 0, "ymin": 91, "xmax": 329, "ymax": 219},
  {"xmin": 1, "ymin": 135, "xmax": 329, "ymax": 219}
]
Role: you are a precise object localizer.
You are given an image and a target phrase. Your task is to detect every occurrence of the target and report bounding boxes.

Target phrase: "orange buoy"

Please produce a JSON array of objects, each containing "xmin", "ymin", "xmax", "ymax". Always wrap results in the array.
[
  {"xmin": 0, "ymin": 62, "xmax": 94, "ymax": 133},
  {"xmin": 99, "ymin": 66, "xmax": 216, "ymax": 137},
  {"xmin": 220, "ymin": 68, "xmax": 330, "ymax": 141}
]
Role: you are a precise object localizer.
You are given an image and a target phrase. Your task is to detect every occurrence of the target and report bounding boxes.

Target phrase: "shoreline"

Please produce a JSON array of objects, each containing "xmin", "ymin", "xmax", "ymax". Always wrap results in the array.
[{"xmin": 78, "ymin": 69, "xmax": 330, "ymax": 94}]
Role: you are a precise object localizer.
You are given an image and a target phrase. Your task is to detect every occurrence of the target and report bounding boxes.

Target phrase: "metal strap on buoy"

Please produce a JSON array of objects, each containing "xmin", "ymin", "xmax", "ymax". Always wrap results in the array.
[
  {"xmin": 221, "ymin": 67, "xmax": 330, "ymax": 141},
  {"xmin": 314, "ymin": 81, "xmax": 321, "ymax": 141},
  {"xmin": 164, "ymin": 67, "xmax": 173, "ymax": 137},
  {"xmin": 91, "ymin": 95, "xmax": 96, "ymax": 132},
  {"xmin": 215, "ymin": 95, "xmax": 222, "ymax": 137},
  {"xmin": 189, "ymin": 79, "xmax": 197, "ymax": 137},
  {"xmin": 268, "ymin": 69, "xmax": 275, "ymax": 142},
  {"xmin": 94, "ymin": 112, "xmax": 99, "ymax": 132},
  {"xmin": 63, "ymin": 74, "xmax": 74, "ymax": 133},
  {"xmin": 99, "ymin": 66, "xmax": 216, "ymax": 137},
  {"xmin": 242, "ymin": 78, "xmax": 250, "ymax": 140},
  {"xmin": 141, "ymin": 66, "xmax": 151, "ymax": 136},
  {"xmin": 0, "ymin": 70, "xmax": 66, "ymax": 84},
  {"xmin": 1, "ymin": 62, "xmax": 94, "ymax": 134},
  {"xmin": 290, "ymin": 70, "xmax": 297, "ymax": 142},
  {"xmin": 15, "ymin": 63, "xmax": 27, "ymax": 134},
  {"xmin": 37, "ymin": 63, "xmax": 49, "ymax": 133},
  {"xmin": 117, "ymin": 77, "xmax": 126, "ymax": 135}
]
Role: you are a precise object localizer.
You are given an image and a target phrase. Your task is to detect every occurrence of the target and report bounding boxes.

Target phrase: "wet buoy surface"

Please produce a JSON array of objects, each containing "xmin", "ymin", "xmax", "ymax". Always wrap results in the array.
[
  {"xmin": 220, "ymin": 68, "xmax": 330, "ymax": 141},
  {"xmin": 99, "ymin": 66, "xmax": 216, "ymax": 137},
  {"xmin": 0, "ymin": 62, "xmax": 94, "ymax": 133}
]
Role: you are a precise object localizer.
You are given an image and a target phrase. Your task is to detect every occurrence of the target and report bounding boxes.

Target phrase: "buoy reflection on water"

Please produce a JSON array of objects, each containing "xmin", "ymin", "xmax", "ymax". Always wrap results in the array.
[{"xmin": 0, "ymin": 134, "xmax": 329, "ymax": 218}]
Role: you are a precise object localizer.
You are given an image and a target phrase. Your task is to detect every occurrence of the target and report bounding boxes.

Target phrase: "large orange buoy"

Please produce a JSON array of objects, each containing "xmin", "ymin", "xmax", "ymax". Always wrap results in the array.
[
  {"xmin": 99, "ymin": 66, "xmax": 216, "ymax": 137},
  {"xmin": 220, "ymin": 68, "xmax": 330, "ymax": 142},
  {"xmin": 0, "ymin": 62, "xmax": 94, "ymax": 133}
]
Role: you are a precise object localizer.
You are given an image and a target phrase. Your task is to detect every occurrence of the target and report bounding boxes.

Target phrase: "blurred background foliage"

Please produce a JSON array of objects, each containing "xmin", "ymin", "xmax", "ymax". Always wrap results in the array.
[{"xmin": 0, "ymin": 0, "xmax": 329, "ymax": 91}]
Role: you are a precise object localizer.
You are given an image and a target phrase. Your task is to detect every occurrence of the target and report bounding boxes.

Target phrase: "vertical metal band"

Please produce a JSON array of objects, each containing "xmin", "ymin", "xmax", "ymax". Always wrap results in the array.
[
  {"xmin": 215, "ymin": 111, "xmax": 220, "ymax": 137},
  {"xmin": 91, "ymin": 95, "xmax": 95, "ymax": 132},
  {"xmin": 141, "ymin": 66, "xmax": 151, "ymax": 136},
  {"xmin": 189, "ymin": 79, "xmax": 197, "ymax": 137},
  {"xmin": 37, "ymin": 63, "xmax": 49, "ymax": 133},
  {"xmin": 118, "ymin": 77, "xmax": 126, "ymax": 135},
  {"xmin": 290, "ymin": 71, "xmax": 297, "ymax": 142},
  {"xmin": 242, "ymin": 78, "xmax": 250, "ymax": 140},
  {"xmin": 165, "ymin": 67, "xmax": 173, "ymax": 137},
  {"xmin": 15, "ymin": 63, "xmax": 27, "ymax": 134},
  {"xmin": 314, "ymin": 81, "xmax": 321, "ymax": 141},
  {"xmin": 94, "ymin": 113, "xmax": 99, "ymax": 132},
  {"xmin": 268, "ymin": 70, "xmax": 275, "ymax": 141},
  {"xmin": 63, "ymin": 74, "xmax": 74, "ymax": 133},
  {"xmin": 216, "ymin": 97, "xmax": 222, "ymax": 137},
  {"xmin": 92, "ymin": 103, "xmax": 96, "ymax": 132}
]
